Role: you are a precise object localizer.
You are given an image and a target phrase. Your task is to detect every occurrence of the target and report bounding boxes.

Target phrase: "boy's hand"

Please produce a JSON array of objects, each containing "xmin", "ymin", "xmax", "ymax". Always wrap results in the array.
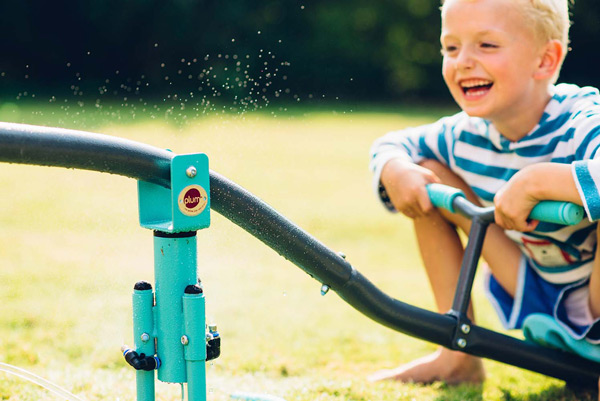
[
  {"xmin": 380, "ymin": 158, "xmax": 441, "ymax": 219},
  {"xmin": 494, "ymin": 167, "xmax": 540, "ymax": 232}
]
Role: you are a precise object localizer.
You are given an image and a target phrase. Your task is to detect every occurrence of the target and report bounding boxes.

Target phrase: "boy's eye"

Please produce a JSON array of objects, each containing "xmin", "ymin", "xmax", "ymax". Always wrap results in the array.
[
  {"xmin": 441, "ymin": 45, "xmax": 458, "ymax": 55},
  {"xmin": 481, "ymin": 42, "xmax": 498, "ymax": 49}
]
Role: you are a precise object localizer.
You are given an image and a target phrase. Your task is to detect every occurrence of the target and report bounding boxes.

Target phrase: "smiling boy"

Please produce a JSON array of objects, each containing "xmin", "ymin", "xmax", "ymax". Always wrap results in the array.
[{"xmin": 369, "ymin": 0, "xmax": 600, "ymax": 385}]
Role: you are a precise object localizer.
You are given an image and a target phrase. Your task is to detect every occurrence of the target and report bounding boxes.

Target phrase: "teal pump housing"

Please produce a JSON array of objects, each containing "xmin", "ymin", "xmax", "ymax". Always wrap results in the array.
[{"xmin": 133, "ymin": 153, "xmax": 212, "ymax": 401}]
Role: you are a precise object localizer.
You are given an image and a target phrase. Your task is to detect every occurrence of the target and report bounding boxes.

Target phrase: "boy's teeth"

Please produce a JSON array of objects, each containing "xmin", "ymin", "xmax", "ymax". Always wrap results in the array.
[{"xmin": 462, "ymin": 79, "xmax": 492, "ymax": 88}]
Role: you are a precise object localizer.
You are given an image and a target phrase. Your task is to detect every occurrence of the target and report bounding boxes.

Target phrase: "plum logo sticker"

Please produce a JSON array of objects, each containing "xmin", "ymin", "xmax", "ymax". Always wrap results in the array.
[{"xmin": 178, "ymin": 185, "xmax": 208, "ymax": 216}]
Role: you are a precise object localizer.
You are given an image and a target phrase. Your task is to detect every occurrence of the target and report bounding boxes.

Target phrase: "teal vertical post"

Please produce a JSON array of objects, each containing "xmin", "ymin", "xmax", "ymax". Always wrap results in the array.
[
  {"xmin": 153, "ymin": 231, "xmax": 198, "ymax": 383},
  {"xmin": 132, "ymin": 283, "xmax": 156, "ymax": 401},
  {"xmin": 182, "ymin": 287, "xmax": 207, "ymax": 401}
]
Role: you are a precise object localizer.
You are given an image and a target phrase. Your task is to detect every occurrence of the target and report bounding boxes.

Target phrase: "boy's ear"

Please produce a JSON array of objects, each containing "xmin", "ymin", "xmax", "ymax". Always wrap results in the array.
[{"xmin": 534, "ymin": 39, "xmax": 563, "ymax": 80}]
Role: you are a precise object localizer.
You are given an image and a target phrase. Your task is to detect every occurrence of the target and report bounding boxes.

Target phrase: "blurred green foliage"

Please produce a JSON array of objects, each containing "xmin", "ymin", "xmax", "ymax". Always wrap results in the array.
[{"xmin": 0, "ymin": 0, "xmax": 597, "ymax": 102}]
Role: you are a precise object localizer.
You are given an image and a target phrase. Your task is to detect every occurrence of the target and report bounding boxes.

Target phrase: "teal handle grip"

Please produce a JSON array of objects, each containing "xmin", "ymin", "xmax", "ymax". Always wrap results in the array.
[
  {"xmin": 426, "ymin": 184, "xmax": 584, "ymax": 225},
  {"xmin": 530, "ymin": 201, "xmax": 584, "ymax": 225},
  {"xmin": 426, "ymin": 183, "xmax": 465, "ymax": 213}
]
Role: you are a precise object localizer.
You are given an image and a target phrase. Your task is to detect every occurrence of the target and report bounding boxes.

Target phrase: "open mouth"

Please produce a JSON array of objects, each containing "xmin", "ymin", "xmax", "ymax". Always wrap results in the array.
[{"xmin": 460, "ymin": 79, "xmax": 493, "ymax": 97}]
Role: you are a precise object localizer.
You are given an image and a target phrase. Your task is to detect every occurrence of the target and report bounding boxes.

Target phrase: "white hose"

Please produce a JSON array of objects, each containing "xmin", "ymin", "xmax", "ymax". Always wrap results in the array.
[
  {"xmin": 0, "ymin": 362, "xmax": 85, "ymax": 401},
  {"xmin": 230, "ymin": 391, "xmax": 287, "ymax": 401}
]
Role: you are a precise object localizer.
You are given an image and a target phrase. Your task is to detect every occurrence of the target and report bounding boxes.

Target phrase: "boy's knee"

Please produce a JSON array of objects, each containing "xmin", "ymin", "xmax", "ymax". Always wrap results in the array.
[
  {"xmin": 418, "ymin": 159, "xmax": 462, "ymax": 187},
  {"xmin": 418, "ymin": 159, "xmax": 449, "ymax": 176}
]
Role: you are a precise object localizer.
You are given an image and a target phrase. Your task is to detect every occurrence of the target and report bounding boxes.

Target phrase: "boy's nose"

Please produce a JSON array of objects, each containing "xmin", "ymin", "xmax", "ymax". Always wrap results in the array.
[{"xmin": 456, "ymin": 50, "xmax": 476, "ymax": 70}]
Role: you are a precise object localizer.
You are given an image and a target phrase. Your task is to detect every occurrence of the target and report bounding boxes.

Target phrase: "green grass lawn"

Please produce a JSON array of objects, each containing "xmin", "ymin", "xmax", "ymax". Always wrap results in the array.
[{"xmin": 0, "ymin": 103, "xmax": 595, "ymax": 400}]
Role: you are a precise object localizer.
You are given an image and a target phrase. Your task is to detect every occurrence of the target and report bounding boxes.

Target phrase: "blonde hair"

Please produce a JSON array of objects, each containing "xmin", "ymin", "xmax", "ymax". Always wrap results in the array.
[
  {"xmin": 441, "ymin": 0, "xmax": 572, "ymax": 78},
  {"xmin": 523, "ymin": 0, "xmax": 571, "ymax": 54}
]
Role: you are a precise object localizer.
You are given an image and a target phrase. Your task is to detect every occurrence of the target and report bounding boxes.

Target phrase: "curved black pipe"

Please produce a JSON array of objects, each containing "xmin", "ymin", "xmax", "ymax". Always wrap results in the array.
[
  {"xmin": 0, "ymin": 122, "xmax": 599, "ymax": 386},
  {"xmin": 0, "ymin": 122, "xmax": 174, "ymax": 188}
]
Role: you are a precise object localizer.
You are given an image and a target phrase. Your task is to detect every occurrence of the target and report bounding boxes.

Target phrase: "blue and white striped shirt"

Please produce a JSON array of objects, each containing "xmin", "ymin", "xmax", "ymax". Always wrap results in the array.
[{"xmin": 370, "ymin": 84, "xmax": 600, "ymax": 284}]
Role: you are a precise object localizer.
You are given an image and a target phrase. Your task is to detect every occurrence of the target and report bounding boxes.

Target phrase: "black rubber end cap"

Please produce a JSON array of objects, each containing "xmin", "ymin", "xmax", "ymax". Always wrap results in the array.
[
  {"xmin": 184, "ymin": 284, "xmax": 203, "ymax": 294},
  {"xmin": 134, "ymin": 281, "xmax": 153, "ymax": 291}
]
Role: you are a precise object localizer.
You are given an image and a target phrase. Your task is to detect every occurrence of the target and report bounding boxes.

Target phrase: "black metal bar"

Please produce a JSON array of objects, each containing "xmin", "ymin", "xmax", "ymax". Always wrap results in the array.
[
  {"xmin": 466, "ymin": 325, "xmax": 600, "ymax": 388},
  {"xmin": 0, "ymin": 123, "xmax": 599, "ymax": 387},
  {"xmin": 449, "ymin": 218, "xmax": 489, "ymax": 318},
  {"xmin": 453, "ymin": 196, "xmax": 495, "ymax": 223}
]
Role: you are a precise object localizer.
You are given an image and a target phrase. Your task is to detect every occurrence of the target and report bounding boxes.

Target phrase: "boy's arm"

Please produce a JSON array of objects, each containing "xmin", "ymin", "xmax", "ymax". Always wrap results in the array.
[
  {"xmin": 369, "ymin": 116, "xmax": 458, "ymax": 213},
  {"xmin": 494, "ymin": 163, "xmax": 582, "ymax": 231}
]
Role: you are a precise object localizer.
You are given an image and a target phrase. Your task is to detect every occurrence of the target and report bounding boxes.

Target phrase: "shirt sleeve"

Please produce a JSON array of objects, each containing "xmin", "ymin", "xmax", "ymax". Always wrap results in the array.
[
  {"xmin": 368, "ymin": 116, "xmax": 455, "ymax": 211},
  {"xmin": 571, "ymin": 124, "xmax": 600, "ymax": 221}
]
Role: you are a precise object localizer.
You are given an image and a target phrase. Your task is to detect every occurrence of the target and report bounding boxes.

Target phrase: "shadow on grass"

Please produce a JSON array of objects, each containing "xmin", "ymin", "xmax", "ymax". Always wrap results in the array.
[
  {"xmin": 435, "ymin": 384, "xmax": 598, "ymax": 401},
  {"xmin": 433, "ymin": 382, "xmax": 598, "ymax": 401},
  {"xmin": 497, "ymin": 384, "xmax": 597, "ymax": 401},
  {"xmin": 433, "ymin": 383, "xmax": 484, "ymax": 401}
]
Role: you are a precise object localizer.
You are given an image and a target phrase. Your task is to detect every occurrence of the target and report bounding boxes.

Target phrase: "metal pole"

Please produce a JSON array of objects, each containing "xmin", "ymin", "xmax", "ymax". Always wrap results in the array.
[
  {"xmin": 132, "ymin": 282, "xmax": 156, "ymax": 401},
  {"xmin": 182, "ymin": 286, "xmax": 207, "ymax": 401},
  {"xmin": 153, "ymin": 231, "xmax": 198, "ymax": 384},
  {"xmin": 450, "ymin": 218, "xmax": 489, "ymax": 317}
]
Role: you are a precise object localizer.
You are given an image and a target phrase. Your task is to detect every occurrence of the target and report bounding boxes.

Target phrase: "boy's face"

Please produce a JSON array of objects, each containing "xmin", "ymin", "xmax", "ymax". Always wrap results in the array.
[{"xmin": 440, "ymin": 0, "xmax": 546, "ymax": 122}]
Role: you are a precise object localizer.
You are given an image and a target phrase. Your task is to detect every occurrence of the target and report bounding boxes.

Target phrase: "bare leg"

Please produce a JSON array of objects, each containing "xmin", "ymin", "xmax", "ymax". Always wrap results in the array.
[
  {"xmin": 368, "ymin": 205, "xmax": 485, "ymax": 384},
  {"xmin": 369, "ymin": 160, "xmax": 521, "ymax": 384}
]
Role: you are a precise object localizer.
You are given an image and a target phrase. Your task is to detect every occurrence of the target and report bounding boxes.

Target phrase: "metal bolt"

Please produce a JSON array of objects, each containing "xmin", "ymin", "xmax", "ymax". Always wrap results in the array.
[
  {"xmin": 457, "ymin": 338, "xmax": 467, "ymax": 348},
  {"xmin": 181, "ymin": 335, "xmax": 189, "ymax": 345},
  {"xmin": 320, "ymin": 284, "xmax": 330, "ymax": 296},
  {"xmin": 141, "ymin": 333, "xmax": 150, "ymax": 343},
  {"xmin": 186, "ymin": 166, "xmax": 197, "ymax": 178},
  {"xmin": 460, "ymin": 324, "xmax": 471, "ymax": 334}
]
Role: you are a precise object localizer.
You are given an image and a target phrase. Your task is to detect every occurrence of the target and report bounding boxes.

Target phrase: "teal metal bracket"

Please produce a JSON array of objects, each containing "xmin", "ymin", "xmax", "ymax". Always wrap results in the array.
[{"xmin": 138, "ymin": 153, "xmax": 211, "ymax": 233}]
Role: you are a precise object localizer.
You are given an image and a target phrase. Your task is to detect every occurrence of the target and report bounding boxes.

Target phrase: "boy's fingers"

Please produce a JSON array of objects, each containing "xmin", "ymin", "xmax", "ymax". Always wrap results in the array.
[
  {"xmin": 494, "ymin": 210, "xmax": 513, "ymax": 230},
  {"xmin": 495, "ymin": 210, "xmax": 538, "ymax": 232},
  {"xmin": 401, "ymin": 208, "xmax": 416, "ymax": 219},
  {"xmin": 417, "ymin": 190, "xmax": 435, "ymax": 214},
  {"xmin": 524, "ymin": 219, "xmax": 540, "ymax": 232}
]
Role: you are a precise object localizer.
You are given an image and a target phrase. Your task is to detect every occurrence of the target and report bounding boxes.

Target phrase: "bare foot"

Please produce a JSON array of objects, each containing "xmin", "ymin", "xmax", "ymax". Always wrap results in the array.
[{"xmin": 368, "ymin": 348, "xmax": 485, "ymax": 385}]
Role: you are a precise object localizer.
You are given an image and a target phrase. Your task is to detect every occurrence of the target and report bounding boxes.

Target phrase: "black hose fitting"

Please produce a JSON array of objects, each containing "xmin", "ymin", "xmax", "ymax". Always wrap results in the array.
[
  {"xmin": 206, "ymin": 330, "xmax": 221, "ymax": 361},
  {"xmin": 206, "ymin": 337, "xmax": 220, "ymax": 361},
  {"xmin": 122, "ymin": 347, "xmax": 161, "ymax": 371}
]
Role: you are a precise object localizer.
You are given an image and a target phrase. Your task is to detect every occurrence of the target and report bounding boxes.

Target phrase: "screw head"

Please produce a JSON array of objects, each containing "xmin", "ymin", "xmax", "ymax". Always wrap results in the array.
[
  {"xmin": 141, "ymin": 333, "xmax": 150, "ymax": 342},
  {"xmin": 457, "ymin": 338, "xmax": 467, "ymax": 348},
  {"xmin": 320, "ymin": 284, "xmax": 330, "ymax": 296},
  {"xmin": 460, "ymin": 324, "xmax": 471, "ymax": 334},
  {"xmin": 186, "ymin": 166, "xmax": 197, "ymax": 178},
  {"xmin": 181, "ymin": 335, "xmax": 189, "ymax": 345}
]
